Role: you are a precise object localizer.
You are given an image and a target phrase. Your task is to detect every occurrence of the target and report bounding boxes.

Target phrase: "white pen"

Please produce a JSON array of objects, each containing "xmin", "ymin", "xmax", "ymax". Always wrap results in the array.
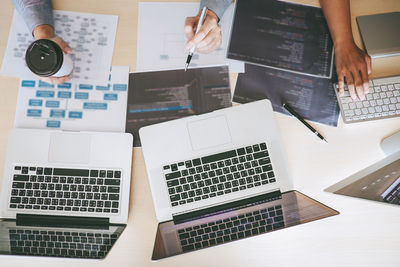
[{"xmin": 185, "ymin": 6, "xmax": 208, "ymax": 71}]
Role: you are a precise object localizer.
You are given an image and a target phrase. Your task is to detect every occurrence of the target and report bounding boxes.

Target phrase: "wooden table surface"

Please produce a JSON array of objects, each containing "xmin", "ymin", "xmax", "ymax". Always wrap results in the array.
[{"xmin": 0, "ymin": 1, "xmax": 399, "ymax": 266}]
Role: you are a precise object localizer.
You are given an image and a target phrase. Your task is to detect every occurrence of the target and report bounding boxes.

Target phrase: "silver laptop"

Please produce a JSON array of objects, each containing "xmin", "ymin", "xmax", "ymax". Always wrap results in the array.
[
  {"xmin": 326, "ymin": 150, "xmax": 400, "ymax": 205},
  {"xmin": 140, "ymin": 99, "xmax": 338, "ymax": 259},
  {"xmin": 0, "ymin": 128, "xmax": 133, "ymax": 259},
  {"xmin": 357, "ymin": 12, "xmax": 400, "ymax": 58}
]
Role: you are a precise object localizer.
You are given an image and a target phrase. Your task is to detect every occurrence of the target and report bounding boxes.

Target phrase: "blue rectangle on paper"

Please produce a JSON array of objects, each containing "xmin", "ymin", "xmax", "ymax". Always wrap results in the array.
[
  {"xmin": 104, "ymin": 93, "xmax": 118, "ymax": 101},
  {"xmin": 28, "ymin": 99, "xmax": 42, "ymax": 106},
  {"xmin": 45, "ymin": 100, "xmax": 60, "ymax": 108},
  {"xmin": 68, "ymin": 111, "xmax": 83, "ymax": 119},
  {"xmin": 58, "ymin": 91, "xmax": 72, "ymax": 98},
  {"xmin": 128, "ymin": 105, "xmax": 192, "ymax": 113},
  {"xmin": 75, "ymin": 92, "xmax": 89, "ymax": 99},
  {"xmin": 27, "ymin": 109, "xmax": 42, "ymax": 117},
  {"xmin": 38, "ymin": 80, "xmax": 54, "ymax": 88},
  {"xmin": 46, "ymin": 120, "xmax": 61, "ymax": 128},
  {"xmin": 36, "ymin": 90, "xmax": 55, "ymax": 98},
  {"xmin": 83, "ymin": 102, "xmax": 108, "ymax": 110},
  {"xmin": 21, "ymin": 80, "xmax": 36, "ymax": 87},
  {"xmin": 113, "ymin": 84, "xmax": 127, "ymax": 91},
  {"xmin": 50, "ymin": 110, "xmax": 65, "ymax": 118},
  {"xmin": 58, "ymin": 83, "xmax": 72, "ymax": 89},
  {"xmin": 96, "ymin": 85, "xmax": 110, "ymax": 91},
  {"xmin": 79, "ymin": 84, "xmax": 93, "ymax": 90}
]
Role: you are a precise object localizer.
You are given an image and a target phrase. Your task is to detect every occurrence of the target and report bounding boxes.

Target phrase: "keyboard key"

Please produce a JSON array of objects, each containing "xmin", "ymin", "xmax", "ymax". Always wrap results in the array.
[
  {"xmin": 202, "ymin": 150, "xmax": 237, "ymax": 164},
  {"xmin": 44, "ymin": 168, "xmax": 53, "ymax": 175},
  {"xmin": 171, "ymin": 164, "xmax": 178, "ymax": 171},
  {"xmin": 22, "ymin": 167, "xmax": 29, "ymax": 174},
  {"xmin": 90, "ymin": 170, "xmax": 99, "ymax": 177},
  {"xmin": 104, "ymin": 179, "xmax": 120, "ymax": 186},
  {"xmin": 13, "ymin": 175, "xmax": 29, "ymax": 181},
  {"xmin": 165, "ymin": 171, "xmax": 181, "ymax": 180},
  {"xmin": 254, "ymin": 151, "xmax": 268, "ymax": 159},
  {"xmin": 53, "ymin": 168, "xmax": 89, "ymax": 177}
]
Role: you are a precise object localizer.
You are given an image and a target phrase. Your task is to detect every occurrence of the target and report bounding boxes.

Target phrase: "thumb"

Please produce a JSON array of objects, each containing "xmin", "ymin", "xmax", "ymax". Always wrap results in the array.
[{"xmin": 55, "ymin": 37, "xmax": 72, "ymax": 54}]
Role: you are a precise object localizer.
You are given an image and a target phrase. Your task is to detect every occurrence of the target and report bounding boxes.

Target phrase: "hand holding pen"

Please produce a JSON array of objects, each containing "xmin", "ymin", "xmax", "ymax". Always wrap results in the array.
[{"xmin": 184, "ymin": 7, "xmax": 222, "ymax": 70}]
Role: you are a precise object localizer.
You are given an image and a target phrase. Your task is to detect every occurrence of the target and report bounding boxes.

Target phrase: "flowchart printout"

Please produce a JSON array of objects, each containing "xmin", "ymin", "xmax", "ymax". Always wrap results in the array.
[
  {"xmin": 234, "ymin": 64, "xmax": 340, "ymax": 127},
  {"xmin": 126, "ymin": 65, "xmax": 232, "ymax": 146},
  {"xmin": 1, "ymin": 10, "xmax": 118, "ymax": 83},
  {"xmin": 15, "ymin": 66, "xmax": 129, "ymax": 132},
  {"xmin": 136, "ymin": 2, "xmax": 244, "ymax": 72},
  {"xmin": 228, "ymin": 0, "xmax": 334, "ymax": 78}
]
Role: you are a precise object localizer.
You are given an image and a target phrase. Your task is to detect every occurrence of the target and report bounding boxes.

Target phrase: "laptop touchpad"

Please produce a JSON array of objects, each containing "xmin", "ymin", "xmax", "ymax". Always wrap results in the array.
[
  {"xmin": 48, "ymin": 133, "xmax": 91, "ymax": 164},
  {"xmin": 188, "ymin": 115, "xmax": 231, "ymax": 151}
]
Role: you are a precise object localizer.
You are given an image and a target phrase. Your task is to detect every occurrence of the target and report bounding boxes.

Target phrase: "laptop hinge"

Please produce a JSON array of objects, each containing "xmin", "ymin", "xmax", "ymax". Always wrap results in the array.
[
  {"xmin": 172, "ymin": 190, "xmax": 282, "ymax": 225},
  {"xmin": 16, "ymin": 214, "xmax": 110, "ymax": 229}
]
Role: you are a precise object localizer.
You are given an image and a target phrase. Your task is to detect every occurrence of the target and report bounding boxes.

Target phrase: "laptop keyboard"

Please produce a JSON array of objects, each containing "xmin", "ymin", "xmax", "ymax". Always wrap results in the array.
[
  {"xmin": 335, "ymin": 76, "xmax": 400, "ymax": 123},
  {"xmin": 8, "ymin": 228, "xmax": 119, "ymax": 258},
  {"xmin": 163, "ymin": 142, "xmax": 276, "ymax": 207},
  {"xmin": 383, "ymin": 182, "xmax": 400, "ymax": 204},
  {"xmin": 177, "ymin": 204, "xmax": 284, "ymax": 252},
  {"xmin": 9, "ymin": 166, "xmax": 122, "ymax": 214}
]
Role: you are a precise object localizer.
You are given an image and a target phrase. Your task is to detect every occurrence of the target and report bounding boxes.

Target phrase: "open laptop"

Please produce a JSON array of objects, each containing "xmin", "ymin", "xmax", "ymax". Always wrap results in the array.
[
  {"xmin": 326, "ymin": 150, "xmax": 400, "ymax": 205},
  {"xmin": 140, "ymin": 99, "xmax": 338, "ymax": 260},
  {"xmin": 0, "ymin": 128, "xmax": 133, "ymax": 259},
  {"xmin": 357, "ymin": 12, "xmax": 400, "ymax": 58}
]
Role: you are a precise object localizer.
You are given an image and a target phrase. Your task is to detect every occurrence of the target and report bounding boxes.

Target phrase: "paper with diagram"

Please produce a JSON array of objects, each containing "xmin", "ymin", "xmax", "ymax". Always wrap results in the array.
[
  {"xmin": 1, "ymin": 10, "xmax": 118, "ymax": 83},
  {"xmin": 136, "ymin": 2, "xmax": 244, "ymax": 72},
  {"xmin": 14, "ymin": 66, "xmax": 129, "ymax": 132}
]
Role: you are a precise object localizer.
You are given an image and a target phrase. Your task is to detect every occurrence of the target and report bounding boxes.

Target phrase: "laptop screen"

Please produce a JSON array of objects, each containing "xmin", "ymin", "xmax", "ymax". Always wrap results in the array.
[
  {"xmin": 152, "ymin": 190, "xmax": 338, "ymax": 260},
  {"xmin": 327, "ymin": 156, "xmax": 400, "ymax": 205},
  {"xmin": 0, "ymin": 221, "xmax": 125, "ymax": 259}
]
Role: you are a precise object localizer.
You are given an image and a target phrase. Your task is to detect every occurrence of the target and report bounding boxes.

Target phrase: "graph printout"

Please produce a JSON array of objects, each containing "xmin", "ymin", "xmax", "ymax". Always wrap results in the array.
[{"xmin": 15, "ymin": 66, "xmax": 129, "ymax": 132}]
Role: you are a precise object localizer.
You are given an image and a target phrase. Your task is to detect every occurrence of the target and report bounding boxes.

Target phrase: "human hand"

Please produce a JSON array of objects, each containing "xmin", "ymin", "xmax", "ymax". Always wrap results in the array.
[
  {"xmin": 32, "ymin": 24, "xmax": 73, "ymax": 84},
  {"xmin": 334, "ymin": 41, "xmax": 372, "ymax": 100},
  {"xmin": 184, "ymin": 9, "xmax": 222, "ymax": 54}
]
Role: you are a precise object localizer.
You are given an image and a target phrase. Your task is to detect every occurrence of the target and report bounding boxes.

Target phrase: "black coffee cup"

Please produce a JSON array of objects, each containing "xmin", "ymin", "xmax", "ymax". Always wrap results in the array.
[{"xmin": 25, "ymin": 39, "xmax": 73, "ymax": 77}]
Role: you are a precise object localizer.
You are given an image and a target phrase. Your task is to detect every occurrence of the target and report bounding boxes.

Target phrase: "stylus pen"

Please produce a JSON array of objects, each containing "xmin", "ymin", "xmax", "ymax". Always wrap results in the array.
[
  {"xmin": 283, "ymin": 103, "xmax": 328, "ymax": 143},
  {"xmin": 185, "ymin": 6, "xmax": 208, "ymax": 71}
]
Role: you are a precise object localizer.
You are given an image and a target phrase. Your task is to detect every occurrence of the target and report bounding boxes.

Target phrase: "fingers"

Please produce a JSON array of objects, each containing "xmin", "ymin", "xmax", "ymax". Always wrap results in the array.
[
  {"xmin": 184, "ymin": 16, "xmax": 197, "ymax": 41},
  {"xmin": 40, "ymin": 75, "xmax": 71, "ymax": 85},
  {"xmin": 196, "ymin": 26, "xmax": 222, "ymax": 53},
  {"xmin": 352, "ymin": 68, "xmax": 365, "ymax": 100},
  {"xmin": 359, "ymin": 63, "xmax": 370, "ymax": 95},
  {"xmin": 185, "ymin": 15, "xmax": 219, "ymax": 51},
  {"xmin": 365, "ymin": 54, "xmax": 372, "ymax": 75},
  {"xmin": 337, "ymin": 71, "xmax": 345, "ymax": 97},
  {"xmin": 345, "ymin": 72, "xmax": 357, "ymax": 100},
  {"xmin": 57, "ymin": 37, "xmax": 72, "ymax": 54}
]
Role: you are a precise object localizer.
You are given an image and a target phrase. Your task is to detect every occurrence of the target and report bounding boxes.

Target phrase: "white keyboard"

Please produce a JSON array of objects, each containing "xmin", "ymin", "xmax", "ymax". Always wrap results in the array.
[{"xmin": 335, "ymin": 76, "xmax": 400, "ymax": 123}]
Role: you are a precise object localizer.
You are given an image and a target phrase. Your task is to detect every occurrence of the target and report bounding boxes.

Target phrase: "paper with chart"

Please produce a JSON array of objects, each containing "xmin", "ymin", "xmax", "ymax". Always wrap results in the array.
[
  {"xmin": 1, "ymin": 10, "xmax": 118, "ymax": 83},
  {"xmin": 136, "ymin": 2, "xmax": 244, "ymax": 73},
  {"xmin": 14, "ymin": 66, "xmax": 129, "ymax": 132}
]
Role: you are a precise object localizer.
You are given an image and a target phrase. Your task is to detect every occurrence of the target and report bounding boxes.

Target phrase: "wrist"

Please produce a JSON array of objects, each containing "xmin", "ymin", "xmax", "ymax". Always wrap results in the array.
[
  {"xmin": 334, "ymin": 38, "xmax": 356, "ymax": 51},
  {"xmin": 33, "ymin": 24, "xmax": 55, "ymax": 40}
]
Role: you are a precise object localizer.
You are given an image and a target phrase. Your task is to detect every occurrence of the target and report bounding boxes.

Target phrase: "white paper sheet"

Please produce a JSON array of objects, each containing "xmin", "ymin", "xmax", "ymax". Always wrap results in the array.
[
  {"xmin": 136, "ymin": 2, "xmax": 244, "ymax": 73},
  {"xmin": 1, "ymin": 10, "xmax": 118, "ymax": 83},
  {"xmin": 14, "ymin": 66, "xmax": 129, "ymax": 132}
]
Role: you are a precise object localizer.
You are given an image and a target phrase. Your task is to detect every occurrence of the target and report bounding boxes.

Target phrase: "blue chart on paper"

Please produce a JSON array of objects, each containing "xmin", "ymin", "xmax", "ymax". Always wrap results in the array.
[{"xmin": 15, "ymin": 66, "xmax": 129, "ymax": 132}]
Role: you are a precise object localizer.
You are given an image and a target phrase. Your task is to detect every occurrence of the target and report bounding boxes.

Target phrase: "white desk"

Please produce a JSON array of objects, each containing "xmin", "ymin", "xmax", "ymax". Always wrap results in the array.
[{"xmin": 0, "ymin": 0, "xmax": 400, "ymax": 266}]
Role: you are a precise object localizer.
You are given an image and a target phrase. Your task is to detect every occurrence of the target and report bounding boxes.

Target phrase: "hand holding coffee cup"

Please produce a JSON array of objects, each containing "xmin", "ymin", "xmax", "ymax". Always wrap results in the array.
[{"xmin": 26, "ymin": 24, "xmax": 73, "ymax": 84}]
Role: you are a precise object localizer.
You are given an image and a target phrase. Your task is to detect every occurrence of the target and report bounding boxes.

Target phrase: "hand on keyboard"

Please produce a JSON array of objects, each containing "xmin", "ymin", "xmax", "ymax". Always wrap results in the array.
[{"xmin": 334, "ymin": 41, "xmax": 372, "ymax": 101}]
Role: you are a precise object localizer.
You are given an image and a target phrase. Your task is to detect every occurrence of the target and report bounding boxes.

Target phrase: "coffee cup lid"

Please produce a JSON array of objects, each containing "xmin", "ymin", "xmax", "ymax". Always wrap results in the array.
[{"xmin": 25, "ymin": 39, "xmax": 63, "ymax": 77}]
